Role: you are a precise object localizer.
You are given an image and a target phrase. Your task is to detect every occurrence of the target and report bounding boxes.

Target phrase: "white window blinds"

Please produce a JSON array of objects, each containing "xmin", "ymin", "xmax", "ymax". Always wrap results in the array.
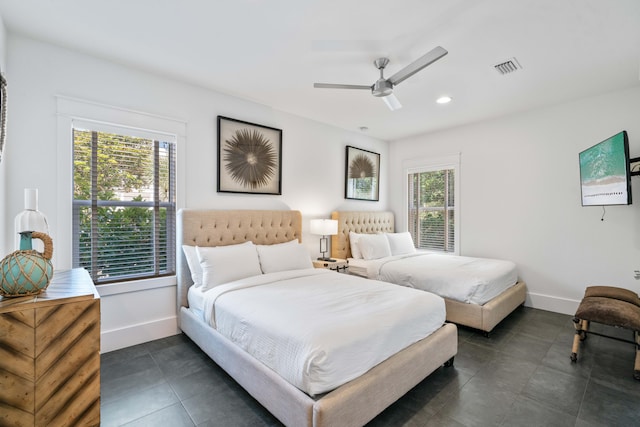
[
  {"xmin": 407, "ymin": 159, "xmax": 458, "ymax": 253},
  {"xmin": 408, "ymin": 169, "xmax": 455, "ymax": 252},
  {"xmin": 72, "ymin": 120, "xmax": 177, "ymax": 283}
]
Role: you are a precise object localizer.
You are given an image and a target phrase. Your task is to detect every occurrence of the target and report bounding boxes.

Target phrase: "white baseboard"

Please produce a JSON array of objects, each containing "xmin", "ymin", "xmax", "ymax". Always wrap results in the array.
[
  {"xmin": 101, "ymin": 316, "xmax": 180, "ymax": 353},
  {"xmin": 525, "ymin": 292, "xmax": 580, "ymax": 315}
]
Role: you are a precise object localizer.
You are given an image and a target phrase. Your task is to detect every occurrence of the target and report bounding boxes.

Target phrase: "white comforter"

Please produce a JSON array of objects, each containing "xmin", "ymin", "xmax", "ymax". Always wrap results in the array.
[
  {"xmin": 355, "ymin": 252, "xmax": 518, "ymax": 305},
  {"xmin": 201, "ymin": 268, "xmax": 445, "ymax": 396}
]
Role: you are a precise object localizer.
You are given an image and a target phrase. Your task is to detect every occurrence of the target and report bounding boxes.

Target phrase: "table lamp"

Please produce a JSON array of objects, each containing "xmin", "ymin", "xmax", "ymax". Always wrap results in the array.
[
  {"xmin": 310, "ymin": 219, "xmax": 338, "ymax": 261},
  {"xmin": 14, "ymin": 188, "xmax": 49, "ymax": 251}
]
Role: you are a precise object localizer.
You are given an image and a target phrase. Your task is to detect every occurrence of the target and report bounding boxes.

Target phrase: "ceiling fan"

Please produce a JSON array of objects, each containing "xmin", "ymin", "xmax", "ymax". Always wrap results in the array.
[{"xmin": 313, "ymin": 46, "xmax": 448, "ymax": 111}]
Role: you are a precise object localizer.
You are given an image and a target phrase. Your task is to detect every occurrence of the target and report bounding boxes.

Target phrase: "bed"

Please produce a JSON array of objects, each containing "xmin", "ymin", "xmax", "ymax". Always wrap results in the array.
[
  {"xmin": 177, "ymin": 209, "xmax": 458, "ymax": 427},
  {"xmin": 331, "ymin": 211, "xmax": 527, "ymax": 334}
]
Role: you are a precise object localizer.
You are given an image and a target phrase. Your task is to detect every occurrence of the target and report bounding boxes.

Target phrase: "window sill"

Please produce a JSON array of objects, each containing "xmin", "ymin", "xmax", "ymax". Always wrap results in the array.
[{"xmin": 97, "ymin": 275, "xmax": 176, "ymax": 297}]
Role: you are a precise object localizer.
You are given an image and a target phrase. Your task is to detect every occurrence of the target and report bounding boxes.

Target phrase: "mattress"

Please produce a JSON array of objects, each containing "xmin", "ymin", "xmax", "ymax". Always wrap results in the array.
[
  {"xmin": 187, "ymin": 284, "xmax": 207, "ymax": 312},
  {"xmin": 346, "ymin": 259, "xmax": 368, "ymax": 277},
  {"xmin": 351, "ymin": 252, "xmax": 518, "ymax": 305},
  {"xmin": 198, "ymin": 268, "xmax": 445, "ymax": 396}
]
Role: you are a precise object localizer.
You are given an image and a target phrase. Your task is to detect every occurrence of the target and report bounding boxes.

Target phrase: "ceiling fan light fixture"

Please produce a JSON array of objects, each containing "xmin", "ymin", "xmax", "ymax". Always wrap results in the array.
[
  {"xmin": 372, "ymin": 79, "xmax": 393, "ymax": 97},
  {"xmin": 382, "ymin": 93, "xmax": 402, "ymax": 111}
]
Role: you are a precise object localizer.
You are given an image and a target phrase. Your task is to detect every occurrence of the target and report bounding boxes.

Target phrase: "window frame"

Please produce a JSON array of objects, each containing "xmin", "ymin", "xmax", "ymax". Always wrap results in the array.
[
  {"xmin": 56, "ymin": 96, "xmax": 186, "ymax": 291},
  {"xmin": 404, "ymin": 154, "xmax": 460, "ymax": 255},
  {"xmin": 71, "ymin": 125, "xmax": 177, "ymax": 284}
]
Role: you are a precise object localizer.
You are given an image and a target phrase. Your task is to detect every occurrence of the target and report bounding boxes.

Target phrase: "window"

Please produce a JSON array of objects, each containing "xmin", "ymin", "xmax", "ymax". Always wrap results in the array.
[
  {"xmin": 407, "ymin": 156, "xmax": 459, "ymax": 253},
  {"xmin": 72, "ymin": 121, "xmax": 176, "ymax": 284}
]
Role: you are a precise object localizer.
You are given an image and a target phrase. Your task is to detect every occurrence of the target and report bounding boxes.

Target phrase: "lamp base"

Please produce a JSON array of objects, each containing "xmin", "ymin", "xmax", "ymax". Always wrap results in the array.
[{"xmin": 317, "ymin": 257, "xmax": 337, "ymax": 262}]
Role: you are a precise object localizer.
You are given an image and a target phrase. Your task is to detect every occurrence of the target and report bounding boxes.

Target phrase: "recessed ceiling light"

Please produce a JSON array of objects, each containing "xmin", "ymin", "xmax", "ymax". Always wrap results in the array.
[{"xmin": 436, "ymin": 96, "xmax": 452, "ymax": 104}]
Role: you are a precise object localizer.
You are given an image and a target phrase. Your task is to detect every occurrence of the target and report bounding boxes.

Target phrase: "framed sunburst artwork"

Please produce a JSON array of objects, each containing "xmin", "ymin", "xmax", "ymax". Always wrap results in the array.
[
  {"xmin": 217, "ymin": 116, "xmax": 282, "ymax": 195},
  {"xmin": 345, "ymin": 145, "xmax": 380, "ymax": 201}
]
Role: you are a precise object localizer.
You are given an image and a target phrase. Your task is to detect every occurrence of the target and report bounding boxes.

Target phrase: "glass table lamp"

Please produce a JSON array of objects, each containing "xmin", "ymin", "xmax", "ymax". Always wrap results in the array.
[{"xmin": 15, "ymin": 188, "xmax": 49, "ymax": 251}]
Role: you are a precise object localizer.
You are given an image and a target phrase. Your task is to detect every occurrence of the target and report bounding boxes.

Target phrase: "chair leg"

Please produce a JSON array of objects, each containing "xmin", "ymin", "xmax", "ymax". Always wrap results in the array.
[
  {"xmin": 581, "ymin": 319, "xmax": 589, "ymax": 340},
  {"xmin": 571, "ymin": 317, "xmax": 583, "ymax": 362}
]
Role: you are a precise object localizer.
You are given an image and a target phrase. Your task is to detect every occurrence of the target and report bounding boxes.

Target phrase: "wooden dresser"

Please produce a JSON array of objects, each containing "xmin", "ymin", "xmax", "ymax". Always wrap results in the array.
[{"xmin": 0, "ymin": 268, "xmax": 100, "ymax": 426}]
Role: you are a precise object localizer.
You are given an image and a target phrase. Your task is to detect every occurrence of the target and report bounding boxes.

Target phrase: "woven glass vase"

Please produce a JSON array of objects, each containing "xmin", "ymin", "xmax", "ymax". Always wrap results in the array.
[{"xmin": 0, "ymin": 231, "xmax": 54, "ymax": 297}]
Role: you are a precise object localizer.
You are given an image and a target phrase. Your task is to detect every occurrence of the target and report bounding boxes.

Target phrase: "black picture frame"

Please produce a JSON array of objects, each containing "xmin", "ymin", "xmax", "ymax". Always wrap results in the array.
[
  {"xmin": 217, "ymin": 116, "xmax": 282, "ymax": 195},
  {"xmin": 345, "ymin": 145, "xmax": 380, "ymax": 201},
  {"xmin": 630, "ymin": 156, "xmax": 640, "ymax": 176}
]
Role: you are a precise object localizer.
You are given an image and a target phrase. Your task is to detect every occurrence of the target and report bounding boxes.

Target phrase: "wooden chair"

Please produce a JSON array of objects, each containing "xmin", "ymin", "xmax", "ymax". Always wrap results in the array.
[{"xmin": 571, "ymin": 285, "xmax": 640, "ymax": 380}]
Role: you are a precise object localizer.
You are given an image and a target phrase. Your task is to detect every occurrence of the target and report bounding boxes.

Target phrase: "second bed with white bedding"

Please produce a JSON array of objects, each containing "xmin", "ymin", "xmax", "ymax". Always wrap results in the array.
[
  {"xmin": 330, "ymin": 210, "xmax": 527, "ymax": 334},
  {"xmin": 189, "ymin": 268, "xmax": 445, "ymax": 396},
  {"xmin": 348, "ymin": 252, "xmax": 518, "ymax": 305}
]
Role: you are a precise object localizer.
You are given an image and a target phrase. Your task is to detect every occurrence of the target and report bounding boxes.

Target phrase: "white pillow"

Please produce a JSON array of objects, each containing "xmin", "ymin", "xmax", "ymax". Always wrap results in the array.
[
  {"xmin": 257, "ymin": 239, "xmax": 313, "ymax": 274},
  {"xmin": 385, "ymin": 232, "xmax": 416, "ymax": 256},
  {"xmin": 358, "ymin": 233, "xmax": 392, "ymax": 260},
  {"xmin": 196, "ymin": 241, "xmax": 262, "ymax": 290},
  {"xmin": 349, "ymin": 232, "xmax": 365, "ymax": 259},
  {"xmin": 182, "ymin": 245, "xmax": 203, "ymax": 287}
]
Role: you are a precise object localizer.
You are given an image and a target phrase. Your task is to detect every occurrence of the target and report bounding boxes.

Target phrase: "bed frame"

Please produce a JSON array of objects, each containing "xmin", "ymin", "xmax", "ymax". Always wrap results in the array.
[
  {"xmin": 177, "ymin": 209, "xmax": 458, "ymax": 427},
  {"xmin": 331, "ymin": 211, "xmax": 527, "ymax": 334}
]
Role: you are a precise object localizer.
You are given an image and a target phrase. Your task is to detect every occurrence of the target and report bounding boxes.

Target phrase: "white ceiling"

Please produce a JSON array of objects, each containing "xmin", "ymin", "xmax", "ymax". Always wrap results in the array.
[{"xmin": 1, "ymin": 0, "xmax": 639, "ymax": 141}]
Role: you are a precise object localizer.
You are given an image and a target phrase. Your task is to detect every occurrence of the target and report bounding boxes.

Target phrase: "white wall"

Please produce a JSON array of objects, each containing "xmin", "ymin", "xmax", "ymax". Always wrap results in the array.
[
  {"xmin": 389, "ymin": 86, "xmax": 640, "ymax": 314},
  {"xmin": 5, "ymin": 35, "xmax": 388, "ymax": 352}
]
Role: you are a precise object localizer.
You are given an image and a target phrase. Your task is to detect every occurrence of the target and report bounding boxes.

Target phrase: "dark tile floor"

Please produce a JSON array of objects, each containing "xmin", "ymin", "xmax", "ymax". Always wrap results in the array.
[{"xmin": 100, "ymin": 307, "xmax": 640, "ymax": 426}]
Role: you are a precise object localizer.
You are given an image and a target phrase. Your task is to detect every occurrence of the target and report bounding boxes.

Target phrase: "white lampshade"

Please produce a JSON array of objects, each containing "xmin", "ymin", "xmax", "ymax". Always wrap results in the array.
[{"xmin": 310, "ymin": 219, "xmax": 338, "ymax": 236}]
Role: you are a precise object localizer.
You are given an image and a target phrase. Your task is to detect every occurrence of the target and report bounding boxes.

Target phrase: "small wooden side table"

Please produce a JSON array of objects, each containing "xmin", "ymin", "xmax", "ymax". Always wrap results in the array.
[
  {"xmin": 0, "ymin": 268, "xmax": 101, "ymax": 427},
  {"xmin": 313, "ymin": 258, "xmax": 348, "ymax": 273}
]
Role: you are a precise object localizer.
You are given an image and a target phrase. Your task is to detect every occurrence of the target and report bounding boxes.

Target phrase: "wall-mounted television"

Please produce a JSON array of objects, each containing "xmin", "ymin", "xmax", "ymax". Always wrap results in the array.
[{"xmin": 579, "ymin": 130, "xmax": 631, "ymax": 206}]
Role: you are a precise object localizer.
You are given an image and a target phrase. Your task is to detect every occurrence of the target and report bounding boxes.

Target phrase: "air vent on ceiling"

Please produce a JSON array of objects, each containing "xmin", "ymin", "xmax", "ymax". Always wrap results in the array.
[{"xmin": 493, "ymin": 57, "xmax": 522, "ymax": 75}]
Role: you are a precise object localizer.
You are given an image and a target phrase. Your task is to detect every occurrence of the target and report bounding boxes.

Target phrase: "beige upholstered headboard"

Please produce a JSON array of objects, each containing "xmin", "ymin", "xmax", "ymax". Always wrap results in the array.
[
  {"xmin": 176, "ymin": 209, "xmax": 303, "ymax": 313},
  {"xmin": 330, "ymin": 211, "xmax": 395, "ymax": 259}
]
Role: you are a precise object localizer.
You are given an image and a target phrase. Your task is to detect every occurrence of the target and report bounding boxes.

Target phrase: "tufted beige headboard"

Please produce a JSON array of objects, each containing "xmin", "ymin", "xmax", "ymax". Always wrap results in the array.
[
  {"xmin": 330, "ymin": 211, "xmax": 395, "ymax": 259},
  {"xmin": 176, "ymin": 209, "xmax": 303, "ymax": 313}
]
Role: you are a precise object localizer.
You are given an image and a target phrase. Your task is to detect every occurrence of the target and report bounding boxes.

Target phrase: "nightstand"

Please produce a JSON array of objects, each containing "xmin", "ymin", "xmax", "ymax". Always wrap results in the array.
[
  {"xmin": 0, "ymin": 268, "xmax": 100, "ymax": 426},
  {"xmin": 313, "ymin": 258, "xmax": 348, "ymax": 273}
]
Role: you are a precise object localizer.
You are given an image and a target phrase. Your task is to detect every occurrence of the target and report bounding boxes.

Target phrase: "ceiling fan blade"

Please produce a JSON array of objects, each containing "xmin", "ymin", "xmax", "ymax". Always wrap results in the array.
[
  {"xmin": 388, "ymin": 46, "xmax": 448, "ymax": 86},
  {"xmin": 382, "ymin": 93, "xmax": 402, "ymax": 111},
  {"xmin": 314, "ymin": 83, "xmax": 372, "ymax": 90}
]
